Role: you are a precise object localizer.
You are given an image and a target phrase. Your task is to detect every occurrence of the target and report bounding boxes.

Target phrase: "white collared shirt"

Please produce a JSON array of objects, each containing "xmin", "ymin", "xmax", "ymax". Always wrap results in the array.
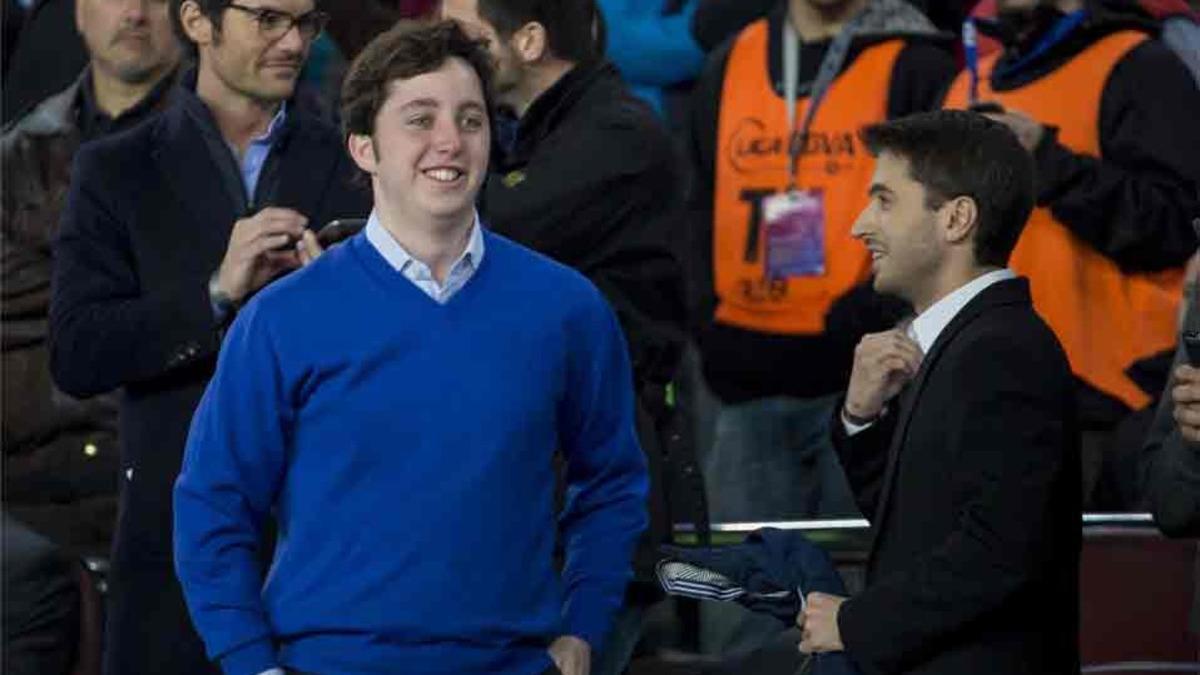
[
  {"xmin": 364, "ymin": 210, "xmax": 486, "ymax": 304},
  {"xmin": 844, "ymin": 268, "xmax": 1017, "ymax": 435}
]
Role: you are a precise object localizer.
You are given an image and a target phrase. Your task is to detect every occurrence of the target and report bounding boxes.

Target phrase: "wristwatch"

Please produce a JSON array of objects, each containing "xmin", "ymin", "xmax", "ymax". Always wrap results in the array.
[{"xmin": 208, "ymin": 270, "xmax": 238, "ymax": 327}]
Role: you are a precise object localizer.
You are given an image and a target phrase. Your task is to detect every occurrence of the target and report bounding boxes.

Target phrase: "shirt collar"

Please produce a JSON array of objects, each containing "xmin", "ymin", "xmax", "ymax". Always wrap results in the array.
[
  {"xmin": 908, "ymin": 268, "xmax": 1017, "ymax": 353},
  {"xmin": 364, "ymin": 210, "xmax": 486, "ymax": 277},
  {"xmin": 76, "ymin": 66, "xmax": 175, "ymax": 141},
  {"xmin": 176, "ymin": 68, "xmax": 290, "ymax": 146},
  {"xmin": 508, "ymin": 60, "xmax": 610, "ymax": 162},
  {"xmin": 250, "ymin": 102, "xmax": 289, "ymax": 147}
]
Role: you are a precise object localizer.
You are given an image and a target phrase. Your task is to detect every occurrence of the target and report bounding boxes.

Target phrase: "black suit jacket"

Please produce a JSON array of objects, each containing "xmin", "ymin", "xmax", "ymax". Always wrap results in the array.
[
  {"xmin": 833, "ymin": 278, "xmax": 1081, "ymax": 675},
  {"xmin": 482, "ymin": 62, "xmax": 689, "ymax": 586},
  {"xmin": 48, "ymin": 91, "xmax": 369, "ymax": 674}
]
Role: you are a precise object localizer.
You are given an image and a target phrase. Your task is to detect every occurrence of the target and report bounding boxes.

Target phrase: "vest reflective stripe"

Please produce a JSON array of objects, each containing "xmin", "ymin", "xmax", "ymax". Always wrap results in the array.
[
  {"xmin": 713, "ymin": 20, "xmax": 903, "ymax": 335},
  {"xmin": 945, "ymin": 30, "xmax": 1181, "ymax": 409}
]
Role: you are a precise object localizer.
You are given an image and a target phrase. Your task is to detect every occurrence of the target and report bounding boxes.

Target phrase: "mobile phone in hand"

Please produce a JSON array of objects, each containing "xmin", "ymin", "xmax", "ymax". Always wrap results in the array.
[
  {"xmin": 1183, "ymin": 330, "xmax": 1200, "ymax": 366},
  {"xmin": 316, "ymin": 218, "xmax": 367, "ymax": 248},
  {"xmin": 969, "ymin": 102, "xmax": 1006, "ymax": 115}
]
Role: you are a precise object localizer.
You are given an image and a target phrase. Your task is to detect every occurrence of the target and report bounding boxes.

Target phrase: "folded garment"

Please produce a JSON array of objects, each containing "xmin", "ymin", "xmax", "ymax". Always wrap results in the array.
[
  {"xmin": 658, "ymin": 528, "xmax": 861, "ymax": 675},
  {"xmin": 657, "ymin": 559, "xmax": 796, "ymax": 606}
]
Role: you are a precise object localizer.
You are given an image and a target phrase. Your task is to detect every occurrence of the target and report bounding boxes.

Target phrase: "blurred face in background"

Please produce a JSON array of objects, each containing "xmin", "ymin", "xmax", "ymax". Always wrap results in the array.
[
  {"xmin": 440, "ymin": 0, "xmax": 523, "ymax": 109},
  {"xmin": 181, "ymin": 0, "xmax": 323, "ymax": 105},
  {"xmin": 994, "ymin": 0, "xmax": 1068, "ymax": 34},
  {"xmin": 801, "ymin": 0, "xmax": 858, "ymax": 11},
  {"xmin": 77, "ymin": 0, "xmax": 181, "ymax": 84}
]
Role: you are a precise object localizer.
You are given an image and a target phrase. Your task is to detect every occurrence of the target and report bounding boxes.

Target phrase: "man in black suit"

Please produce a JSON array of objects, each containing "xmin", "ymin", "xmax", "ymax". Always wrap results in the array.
[
  {"xmin": 48, "ymin": 0, "xmax": 370, "ymax": 672},
  {"xmin": 797, "ymin": 110, "xmax": 1081, "ymax": 674}
]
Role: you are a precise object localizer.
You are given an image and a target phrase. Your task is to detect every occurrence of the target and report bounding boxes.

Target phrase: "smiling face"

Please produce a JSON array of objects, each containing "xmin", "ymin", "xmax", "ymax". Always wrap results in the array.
[
  {"xmin": 183, "ymin": 0, "xmax": 315, "ymax": 105},
  {"xmin": 852, "ymin": 151, "xmax": 946, "ymax": 307},
  {"xmin": 348, "ymin": 56, "xmax": 491, "ymax": 230},
  {"xmin": 77, "ymin": 0, "xmax": 180, "ymax": 85}
]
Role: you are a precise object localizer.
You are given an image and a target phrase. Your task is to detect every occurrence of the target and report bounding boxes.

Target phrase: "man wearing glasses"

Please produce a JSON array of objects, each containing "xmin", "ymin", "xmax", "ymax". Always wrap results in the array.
[{"xmin": 48, "ymin": 1, "xmax": 370, "ymax": 673}]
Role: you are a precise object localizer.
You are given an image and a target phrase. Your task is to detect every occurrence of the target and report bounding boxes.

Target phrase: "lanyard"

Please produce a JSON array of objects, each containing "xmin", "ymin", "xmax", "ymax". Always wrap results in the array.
[
  {"xmin": 783, "ymin": 9, "xmax": 868, "ymax": 189},
  {"xmin": 963, "ymin": 18, "xmax": 980, "ymax": 105}
]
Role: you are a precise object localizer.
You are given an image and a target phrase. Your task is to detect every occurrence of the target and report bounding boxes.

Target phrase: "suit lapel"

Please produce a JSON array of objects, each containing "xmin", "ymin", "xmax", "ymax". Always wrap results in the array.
[
  {"xmin": 150, "ymin": 104, "xmax": 240, "ymax": 262},
  {"xmin": 865, "ymin": 278, "xmax": 1032, "ymax": 560},
  {"xmin": 266, "ymin": 115, "xmax": 340, "ymax": 225}
]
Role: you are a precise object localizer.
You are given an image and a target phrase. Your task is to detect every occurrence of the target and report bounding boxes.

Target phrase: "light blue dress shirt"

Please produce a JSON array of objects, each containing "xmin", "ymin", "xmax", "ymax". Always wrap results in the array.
[
  {"xmin": 238, "ymin": 103, "xmax": 288, "ymax": 204},
  {"xmin": 364, "ymin": 210, "xmax": 486, "ymax": 304},
  {"xmin": 208, "ymin": 104, "xmax": 290, "ymax": 325}
]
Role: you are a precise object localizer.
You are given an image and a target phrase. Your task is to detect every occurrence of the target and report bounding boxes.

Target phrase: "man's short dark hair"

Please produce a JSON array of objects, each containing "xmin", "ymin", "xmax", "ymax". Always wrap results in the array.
[
  {"xmin": 169, "ymin": 0, "xmax": 228, "ymax": 60},
  {"xmin": 861, "ymin": 110, "xmax": 1035, "ymax": 268},
  {"xmin": 341, "ymin": 20, "xmax": 496, "ymax": 141},
  {"xmin": 478, "ymin": 0, "xmax": 600, "ymax": 64}
]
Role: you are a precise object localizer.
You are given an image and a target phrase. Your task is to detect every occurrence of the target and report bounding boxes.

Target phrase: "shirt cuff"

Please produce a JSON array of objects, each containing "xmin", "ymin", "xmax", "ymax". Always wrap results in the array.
[{"xmin": 842, "ymin": 408, "xmax": 882, "ymax": 437}]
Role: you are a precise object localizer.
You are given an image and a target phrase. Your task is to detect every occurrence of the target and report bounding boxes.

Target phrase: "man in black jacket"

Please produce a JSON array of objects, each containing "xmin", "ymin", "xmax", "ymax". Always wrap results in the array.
[
  {"xmin": 49, "ymin": 0, "xmax": 370, "ymax": 672},
  {"xmin": 3, "ymin": 0, "xmax": 180, "ymax": 560},
  {"xmin": 802, "ymin": 111, "xmax": 1080, "ymax": 675},
  {"xmin": 943, "ymin": 0, "xmax": 1200, "ymax": 508},
  {"xmin": 440, "ymin": 1, "xmax": 687, "ymax": 673}
]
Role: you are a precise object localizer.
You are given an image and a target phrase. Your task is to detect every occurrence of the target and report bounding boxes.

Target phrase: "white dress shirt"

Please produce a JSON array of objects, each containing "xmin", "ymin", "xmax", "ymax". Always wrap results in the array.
[
  {"xmin": 364, "ymin": 209, "xmax": 486, "ymax": 303},
  {"xmin": 844, "ymin": 268, "xmax": 1018, "ymax": 435}
]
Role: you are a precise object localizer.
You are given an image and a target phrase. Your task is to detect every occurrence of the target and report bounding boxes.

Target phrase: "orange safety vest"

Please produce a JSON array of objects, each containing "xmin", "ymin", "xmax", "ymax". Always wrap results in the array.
[
  {"xmin": 944, "ymin": 30, "xmax": 1182, "ymax": 410},
  {"xmin": 713, "ymin": 21, "xmax": 904, "ymax": 335}
]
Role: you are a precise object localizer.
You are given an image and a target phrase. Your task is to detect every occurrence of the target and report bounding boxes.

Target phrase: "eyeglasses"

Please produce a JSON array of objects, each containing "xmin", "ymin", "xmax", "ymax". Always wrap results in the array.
[{"xmin": 225, "ymin": 3, "xmax": 330, "ymax": 42}]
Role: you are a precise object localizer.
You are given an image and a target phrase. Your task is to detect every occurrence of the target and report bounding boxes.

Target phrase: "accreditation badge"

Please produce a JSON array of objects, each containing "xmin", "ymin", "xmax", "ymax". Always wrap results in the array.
[{"xmin": 763, "ymin": 189, "xmax": 827, "ymax": 278}]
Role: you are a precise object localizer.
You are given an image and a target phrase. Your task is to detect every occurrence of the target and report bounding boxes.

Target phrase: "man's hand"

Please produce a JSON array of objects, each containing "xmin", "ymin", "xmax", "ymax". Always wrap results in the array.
[
  {"xmin": 215, "ymin": 207, "xmax": 310, "ymax": 304},
  {"xmin": 296, "ymin": 229, "xmax": 324, "ymax": 266},
  {"xmin": 548, "ymin": 635, "xmax": 591, "ymax": 675},
  {"xmin": 845, "ymin": 329, "xmax": 923, "ymax": 422},
  {"xmin": 797, "ymin": 592, "xmax": 846, "ymax": 654},
  {"xmin": 1173, "ymin": 365, "xmax": 1200, "ymax": 443},
  {"xmin": 982, "ymin": 108, "xmax": 1046, "ymax": 153}
]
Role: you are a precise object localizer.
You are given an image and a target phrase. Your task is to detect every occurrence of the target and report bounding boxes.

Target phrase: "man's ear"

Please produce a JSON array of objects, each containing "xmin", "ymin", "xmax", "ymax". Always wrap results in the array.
[
  {"xmin": 347, "ymin": 133, "xmax": 378, "ymax": 175},
  {"xmin": 942, "ymin": 195, "xmax": 980, "ymax": 246},
  {"xmin": 179, "ymin": 0, "xmax": 216, "ymax": 47},
  {"xmin": 510, "ymin": 21, "xmax": 549, "ymax": 64}
]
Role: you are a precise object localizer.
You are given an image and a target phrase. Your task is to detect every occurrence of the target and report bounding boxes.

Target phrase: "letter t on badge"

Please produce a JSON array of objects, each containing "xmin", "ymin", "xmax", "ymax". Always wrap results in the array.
[{"xmin": 764, "ymin": 189, "xmax": 827, "ymax": 278}]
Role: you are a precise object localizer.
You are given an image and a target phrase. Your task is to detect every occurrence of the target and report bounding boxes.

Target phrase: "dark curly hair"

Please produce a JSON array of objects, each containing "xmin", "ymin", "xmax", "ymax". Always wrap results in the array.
[
  {"xmin": 168, "ymin": 0, "xmax": 229, "ymax": 60},
  {"xmin": 340, "ymin": 20, "xmax": 496, "ymax": 142}
]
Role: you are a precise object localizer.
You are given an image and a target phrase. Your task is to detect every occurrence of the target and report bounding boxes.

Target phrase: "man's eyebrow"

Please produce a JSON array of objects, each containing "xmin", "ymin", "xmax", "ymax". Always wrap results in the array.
[
  {"xmin": 398, "ymin": 99, "xmax": 439, "ymax": 111},
  {"xmin": 869, "ymin": 183, "xmax": 893, "ymax": 197}
]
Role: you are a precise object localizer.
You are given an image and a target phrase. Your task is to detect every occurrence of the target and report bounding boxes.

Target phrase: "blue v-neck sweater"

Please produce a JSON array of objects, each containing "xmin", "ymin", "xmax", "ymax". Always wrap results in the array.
[{"xmin": 174, "ymin": 231, "xmax": 648, "ymax": 675}]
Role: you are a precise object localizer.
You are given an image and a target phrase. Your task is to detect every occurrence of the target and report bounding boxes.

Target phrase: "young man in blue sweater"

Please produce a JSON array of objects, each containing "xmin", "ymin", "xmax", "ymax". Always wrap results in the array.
[{"xmin": 173, "ymin": 21, "xmax": 648, "ymax": 675}]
